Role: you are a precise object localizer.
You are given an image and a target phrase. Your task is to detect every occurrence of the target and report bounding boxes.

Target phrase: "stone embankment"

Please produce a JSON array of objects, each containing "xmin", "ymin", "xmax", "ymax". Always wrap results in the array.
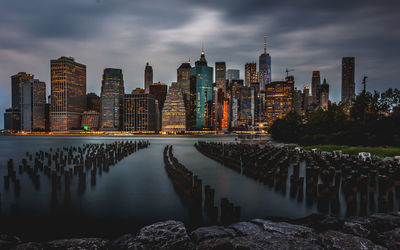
[{"xmin": 2, "ymin": 212, "xmax": 400, "ymax": 249}]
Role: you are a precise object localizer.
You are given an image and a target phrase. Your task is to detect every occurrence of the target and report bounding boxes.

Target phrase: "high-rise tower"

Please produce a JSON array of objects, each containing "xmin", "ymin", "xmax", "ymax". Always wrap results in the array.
[
  {"xmin": 321, "ymin": 78, "xmax": 330, "ymax": 110},
  {"xmin": 190, "ymin": 48, "xmax": 213, "ymax": 130},
  {"xmin": 245, "ymin": 63, "xmax": 258, "ymax": 87},
  {"xmin": 50, "ymin": 57, "xmax": 86, "ymax": 131},
  {"xmin": 311, "ymin": 71, "xmax": 321, "ymax": 105},
  {"xmin": 100, "ymin": 68, "xmax": 124, "ymax": 131},
  {"xmin": 144, "ymin": 62, "xmax": 153, "ymax": 94},
  {"xmin": 259, "ymin": 34, "xmax": 272, "ymax": 91},
  {"xmin": 215, "ymin": 62, "xmax": 226, "ymax": 92},
  {"xmin": 341, "ymin": 57, "xmax": 355, "ymax": 103}
]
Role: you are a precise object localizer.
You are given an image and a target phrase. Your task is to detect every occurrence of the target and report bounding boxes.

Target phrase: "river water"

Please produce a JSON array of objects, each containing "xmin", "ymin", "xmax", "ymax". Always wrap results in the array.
[{"xmin": 0, "ymin": 136, "xmax": 374, "ymax": 240}]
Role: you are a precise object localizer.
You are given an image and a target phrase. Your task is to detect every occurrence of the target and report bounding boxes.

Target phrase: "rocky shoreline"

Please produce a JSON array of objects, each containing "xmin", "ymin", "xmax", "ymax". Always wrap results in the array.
[{"xmin": 2, "ymin": 212, "xmax": 400, "ymax": 249}]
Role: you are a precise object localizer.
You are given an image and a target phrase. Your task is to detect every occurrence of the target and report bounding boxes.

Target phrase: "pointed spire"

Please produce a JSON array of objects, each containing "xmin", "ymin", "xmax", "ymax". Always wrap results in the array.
[
  {"xmin": 188, "ymin": 58, "xmax": 191, "ymax": 64},
  {"xmin": 323, "ymin": 78, "xmax": 327, "ymax": 84},
  {"xmin": 264, "ymin": 34, "xmax": 267, "ymax": 54},
  {"xmin": 201, "ymin": 42, "xmax": 205, "ymax": 55}
]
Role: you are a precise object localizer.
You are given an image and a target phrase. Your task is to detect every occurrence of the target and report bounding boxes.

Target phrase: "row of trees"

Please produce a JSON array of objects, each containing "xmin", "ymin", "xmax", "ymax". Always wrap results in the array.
[{"xmin": 269, "ymin": 88, "xmax": 400, "ymax": 146}]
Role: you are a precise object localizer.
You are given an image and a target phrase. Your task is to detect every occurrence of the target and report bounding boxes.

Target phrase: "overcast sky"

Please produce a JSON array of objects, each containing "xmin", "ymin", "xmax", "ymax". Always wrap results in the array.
[{"xmin": 1, "ymin": 0, "xmax": 400, "ymax": 127}]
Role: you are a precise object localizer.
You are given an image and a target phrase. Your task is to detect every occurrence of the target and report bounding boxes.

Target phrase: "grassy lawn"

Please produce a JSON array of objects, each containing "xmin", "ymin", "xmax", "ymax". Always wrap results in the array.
[{"xmin": 285, "ymin": 144, "xmax": 400, "ymax": 158}]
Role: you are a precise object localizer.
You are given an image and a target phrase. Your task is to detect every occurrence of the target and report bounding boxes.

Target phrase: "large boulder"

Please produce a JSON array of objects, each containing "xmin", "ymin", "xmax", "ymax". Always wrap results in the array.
[
  {"xmin": 45, "ymin": 238, "xmax": 109, "ymax": 249},
  {"xmin": 134, "ymin": 220, "xmax": 192, "ymax": 250},
  {"xmin": 376, "ymin": 227, "xmax": 400, "ymax": 249},
  {"xmin": 321, "ymin": 230, "xmax": 386, "ymax": 250}
]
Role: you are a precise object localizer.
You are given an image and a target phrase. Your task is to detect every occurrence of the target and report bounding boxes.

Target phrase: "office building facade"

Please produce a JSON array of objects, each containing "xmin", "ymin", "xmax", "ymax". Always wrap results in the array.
[
  {"xmin": 22, "ymin": 79, "xmax": 46, "ymax": 131},
  {"xmin": 341, "ymin": 57, "xmax": 355, "ymax": 103},
  {"xmin": 162, "ymin": 82, "xmax": 186, "ymax": 132},
  {"xmin": 245, "ymin": 63, "xmax": 258, "ymax": 87},
  {"xmin": 144, "ymin": 62, "xmax": 153, "ymax": 94},
  {"xmin": 100, "ymin": 68, "xmax": 124, "ymax": 131},
  {"xmin": 50, "ymin": 57, "xmax": 86, "ymax": 131},
  {"xmin": 123, "ymin": 92, "xmax": 158, "ymax": 132}
]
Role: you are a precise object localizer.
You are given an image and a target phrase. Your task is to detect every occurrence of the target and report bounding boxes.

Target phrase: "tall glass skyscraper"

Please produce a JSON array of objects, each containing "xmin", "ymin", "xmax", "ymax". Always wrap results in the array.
[
  {"xmin": 341, "ymin": 57, "xmax": 355, "ymax": 103},
  {"xmin": 100, "ymin": 68, "xmax": 124, "ymax": 131},
  {"xmin": 22, "ymin": 79, "xmax": 46, "ymax": 131},
  {"xmin": 227, "ymin": 69, "xmax": 240, "ymax": 81},
  {"xmin": 259, "ymin": 35, "xmax": 271, "ymax": 91},
  {"xmin": 190, "ymin": 49, "xmax": 213, "ymax": 130},
  {"xmin": 245, "ymin": 63, "xmax": 258, "ymax": 87},
  {"xmin": 51, "ymin": 57, "xmax": 86, "ymax": 131}
]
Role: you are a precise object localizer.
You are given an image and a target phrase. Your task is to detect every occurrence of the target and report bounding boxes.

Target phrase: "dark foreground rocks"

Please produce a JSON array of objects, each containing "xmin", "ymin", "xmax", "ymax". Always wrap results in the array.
[{"xmin": 3, "ymin": 212, "xmax": 400, "ymax": 249}]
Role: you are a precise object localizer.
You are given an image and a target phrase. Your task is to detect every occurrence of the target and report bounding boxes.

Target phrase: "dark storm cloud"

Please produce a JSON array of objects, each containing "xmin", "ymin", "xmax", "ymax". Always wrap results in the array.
[{"xmin": 1, "ymin": 0, "xmax": 400, "ymax": 127}]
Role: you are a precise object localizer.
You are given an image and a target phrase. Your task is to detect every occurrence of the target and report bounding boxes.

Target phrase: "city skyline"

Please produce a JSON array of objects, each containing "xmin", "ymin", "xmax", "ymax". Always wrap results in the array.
[{"xmin": 1, "ymin": 0, "xmax": 400, "ymax": 127}]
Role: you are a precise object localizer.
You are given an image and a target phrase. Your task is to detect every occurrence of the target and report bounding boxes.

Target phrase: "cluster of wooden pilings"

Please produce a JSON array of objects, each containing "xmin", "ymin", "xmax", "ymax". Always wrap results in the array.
[
  {"xmin": 1, "ymin": 140, "xmax": 150, "ymax": 206},
  {"xmin": 195, "ymin": 141, "xmax": 400, "ymax": 216},
  {"xmin": 163, "ymin": 145, "xmax": 240, "ymax": 225}
]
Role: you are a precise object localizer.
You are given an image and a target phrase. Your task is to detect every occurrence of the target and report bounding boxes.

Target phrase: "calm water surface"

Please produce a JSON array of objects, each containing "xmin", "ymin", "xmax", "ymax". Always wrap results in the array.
[{"xmin": 0, "ymin": 136, "xmax": 329, "ymax": 239}]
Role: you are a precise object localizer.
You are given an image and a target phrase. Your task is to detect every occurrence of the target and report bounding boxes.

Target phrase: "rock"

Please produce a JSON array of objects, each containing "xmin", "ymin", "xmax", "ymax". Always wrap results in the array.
[
  {"xmin": 343, "ymin": 221, "xmax": 371, "ymax": 238},
  {"xmin": 370, "ymin": 213, "xmax": 400, "ymax": 232},
  {"xmin": 45, "ymin": 238, "xmax": 109, "ymax": 249},
  {"xmin": 293, "ymin": 214, "xmax": 343, "ymax": 232},
  {"xmin": 251, "ymin": 219, "xmax": 314, "ymax": 237},
  {"xmin": 190, "ymin": 226, "xmax": 236, "ymax": 243},
  {"xmin": 377, "ymin": 227, "xmax": 400, "ymax": 249},
  {"xmin": 321, "ymin": 230, "xmax": 386, "ymax": 250},
  {"xmin": 110, "ymin": 233, "xmax": 136, "ymax": 249},
  {"xmin": 134, "ymin": 220, "xmax": 192, "ymax": 249},
  {"xmin": 12, "ymin": 242, "xmax": 43, "ymax": 250},
  {"xmin": 0, "ymin": 234, "xmax": 22, "ymax": 249},
  {"xmin": 228, "ymin": 222, "xmax": 263, "ymax": 236},
  {"xmin": 230, "ymin": 233, "xmax": 322, "ymax": 250}
]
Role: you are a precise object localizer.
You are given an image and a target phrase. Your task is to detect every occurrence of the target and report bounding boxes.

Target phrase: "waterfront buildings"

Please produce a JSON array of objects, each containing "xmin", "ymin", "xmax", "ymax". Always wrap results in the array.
[
  {"xmin": 144, "ymin": 62, "xmax": 153, "ymax": 94},
  {"xmin": 81, "ymin": 110, "xmax": 100, "ymax": 130},
  {"xmin": 342, "ymin": 57, "xmax": 355, "ymax": 103},
  {"xmin": 50, "ymin": 57, "xmax": 86, "ymax": 131},
  {"xmin": 215, "ymin": 62, "xmax": 226, "ymax": 92},
  {"xmin": 259, "ymin": 35, "xmax": 271, "ymax": 91},
  {"xmin": 245, "ymin": 63, "xmax": 258, "ymax": 87},
  {"xmin": 123, "ymin": 90, "xmax": 158, "ymax": 132},
  {"xmin": 87, "ymin": 93, "xmax": 100, "ymax": 112},
  {"xmin": 21, "ymin": 79, "xmax": 46, "ymax": 131},
  {"xmin": 162, "ymin": 82, "xmax": 186, "ymax": 132},
  {"xmin": 177, "ymin": 61, "xmax": 192, "ymax": 103},
  {"xmin": 321, "ymin": 78, "xmax": 330, "ymax": 110},
  {"xmin": 149, "ymin": 82, "xmax": 168, "ymax": 112},
  {"xmin": 190, "ymin": 49, "xmax": 213, "ymax": 130},
  {"xmin": 100, "ymin": 68, "xmax": 124, "ymax": 131},
  {"xmin": 239, "ymin": 86, "xmax": 255, "ymax": 126},
  {"xmin": 265, "ymin": 80, "xmax": 294, "ymax": 126},
  {"xmin": 311, "ymin": 71, "xmax": 321, "ymax": 105},
  {"xmin": 227, "ymin": 69, "xmax": 240, "ymax": 81},
  {"xmin": 4, "ymin": 108, "xmax": 21, "ymax": 131},
  {"xmin": 11, "ymin": 72, "xmax": 34, "ymax": 110}
]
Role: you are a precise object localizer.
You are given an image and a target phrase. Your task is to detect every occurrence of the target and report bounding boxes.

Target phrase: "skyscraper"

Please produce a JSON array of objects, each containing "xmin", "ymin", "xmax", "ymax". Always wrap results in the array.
[
  {"xmin": 259, "ymin": 35, "xmax": 271, "ymax": 91},
  {"xmin": 87, "ymin": 93, "xmax": 100, "ymax": 112},
  {"xmin": 11, "ymin": 72, "xmax": 33, "ymax": 110},
  {"xmin": 51, "ymin": 57, "xmax": 86, "ymax": 131},
  {"xmin": 227, "ymin": 69, "xmax": 240, "ymax": 82},
  {"xmin": 215, "ymin": 62, "xmax": 226, "ymax": 92},
  {"xmin": 22, "ymin": 79, "xmax": 46, "ymax": 131},
  {"xmin": 265, "ymin": 80, "xmax": 294, "ymax": 126},
  {"xmin": 149, "ymin": 82, "xmax": 168, "ymax": 112},
  {"xmin": 190, "ymin": 49, "xmax": 213, "ymax": 130},
  {"xmin": 144, "ymin": 62, "xmax": 153, "ymax": 94},
  {"xmin": 245, "ymin": 63, "xmax": 258, "ymax": 87},
  {"xmin": 100, "ymin": 68, "xmax": 124, "ymax": 131},
  {"xmin": 177, "ymin": 61, "xmax": 192, "ymax": 101},
  {"xmin": 239, "ymin": 86, "xmax": 255, "ymax": 126},
  {"xmin": 311, "ymin": 71, "xmax": 321, "ymax": 105},
  {"xmin": 341, "ymin": 57, "xmax": 355, "ymax": 103},
  {"xmin": 162, "ymin": 82, "xmax": 186, "ymax": 132},
  {"xmin": 123, "ymin": 91, "xmax": 158, "ymax": 132},
  {"xmin": 321, "ymin": 78, "xmax": 330, "ymax": 110}
]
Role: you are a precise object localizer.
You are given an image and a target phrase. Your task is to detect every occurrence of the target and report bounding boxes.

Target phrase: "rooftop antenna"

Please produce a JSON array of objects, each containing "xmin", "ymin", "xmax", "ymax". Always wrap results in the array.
[
  {"xmin": 264, "ymin": 34, "xmax": 267, "ymax": 54},
  {"xmin": 285, "ymin": 68, "xmax": 294, "ymax": 77},
  {"xmin": 201, "ymin": 42, "xmax": 204, "ymax": 55},
  {"xmin": 362, "ymin": 76, "xmax": 368, "ymax": 92}
]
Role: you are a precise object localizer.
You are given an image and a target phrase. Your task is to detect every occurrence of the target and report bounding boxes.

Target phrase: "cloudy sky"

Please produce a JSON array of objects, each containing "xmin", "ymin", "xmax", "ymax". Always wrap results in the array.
[{"xmin": 1, "ymin": 0, "xmax": 399, "ymax": 126}]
